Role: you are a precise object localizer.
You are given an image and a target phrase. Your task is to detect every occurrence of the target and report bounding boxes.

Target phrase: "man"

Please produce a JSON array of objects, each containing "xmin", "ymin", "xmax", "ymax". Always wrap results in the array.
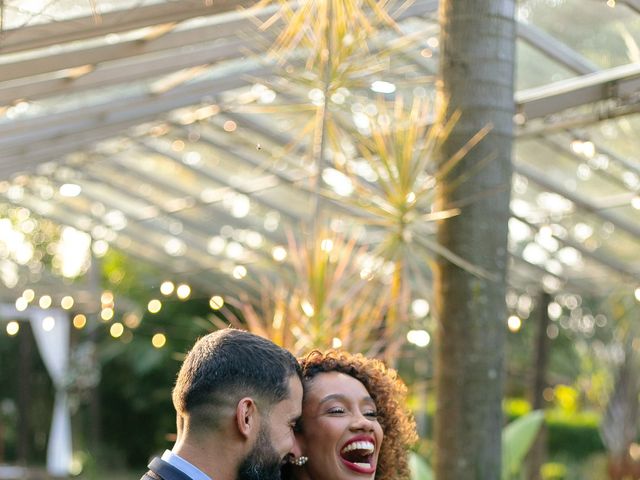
[{"xmin": 141, "ymin": 328, "xmax": 304, "ymax": 480}]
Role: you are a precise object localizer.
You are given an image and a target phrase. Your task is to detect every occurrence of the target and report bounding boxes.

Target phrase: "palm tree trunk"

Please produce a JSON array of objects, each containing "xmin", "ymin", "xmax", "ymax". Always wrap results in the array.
[{"xmin": 433, "ymin": 1, "xmax": 516, "ymax": 478}]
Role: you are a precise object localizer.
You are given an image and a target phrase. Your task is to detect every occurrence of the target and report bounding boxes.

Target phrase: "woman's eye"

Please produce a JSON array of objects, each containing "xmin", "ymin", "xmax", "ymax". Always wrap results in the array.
[
  {"xmin": 364, "ymin": 411, "xmax": 378, "ymax": 418},
  {"xmin": 327, "ymin": 407, "xmax": 345, "ymax": 414}
]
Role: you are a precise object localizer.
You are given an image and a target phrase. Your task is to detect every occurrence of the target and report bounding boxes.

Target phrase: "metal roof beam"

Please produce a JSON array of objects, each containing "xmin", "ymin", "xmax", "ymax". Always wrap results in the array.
[
  {"xmin": 509, "ymin": 252, "xmax": 604, "ymax": 295},
  {"xmin": 1, "ymin": 0, "xmax": 437, "ymax": 57},
  {"xmin": 512, "ymin": 213, "xmax": 639, "ymax": 281},
  {"xmin": 87, "ymin": 156, "xmax": 288, "ymax": 247},
  {"xmin": 0, "ymin": 61, "xmax": 265, "ymax": 139},
  {"xmin": 6, "ymin": 189, "xmax": 219, "ymax": 287},
  {"xmin": 568, "ymin": 129, "xmax": 640, "ymax": 176},
  {"xmin": 516, "ymin": 62, "xmax": 640, "ymax": 121},
  {"xmin": 621, "ymin": 0, "xmax": 640, "ymax": 14},
  {"xmin": 137, "ymin": 138, "xmax": 307, "ymax": 224},
  {"xmin": 194, "ymin": 116, "xmax": 382, "ymax": 221},
  {"xmin": 0, "ymin": 66, "xmax": 268, "ymax": 171},
  {"xmin": 0, "ymin": 9, "xmax": 272, "ymax": 84},
  {"xmin": 0, "ymin": 125, "xmax": 136, "ymax": 178},
  {"xmin": 0, "ymin": 38, "xmax": 252, "ymax": 105},
  {"xmin": 0, "ymin": 0, "xmax": 253, "ymax": 54},
  {"xmin": 0, "ymin": 0, "xmax": 438, "ymax": 84},
  {"xmin": 541, "ymin": 136, "xmax": 634, "ymax": 192},
  {"xmin": 514, "ymin": 161, "xmax": 640, "ymax": 239}
]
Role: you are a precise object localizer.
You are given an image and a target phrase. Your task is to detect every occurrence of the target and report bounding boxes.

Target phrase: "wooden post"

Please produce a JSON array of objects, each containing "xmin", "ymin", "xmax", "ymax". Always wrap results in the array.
[
  {"xmin": 526, "ymin": 291, "xmax": 551, "ymax": 480},
  {"xmin": 17, "ymin": 323, "xmax": 32, "ymax": 465}
]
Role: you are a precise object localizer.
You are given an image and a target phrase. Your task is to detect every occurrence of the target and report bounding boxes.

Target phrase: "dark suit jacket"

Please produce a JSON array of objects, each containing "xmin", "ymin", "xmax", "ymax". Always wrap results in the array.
[{"xmin": 141, "ymin": 457, "xmax": 195, "ymax": 480}]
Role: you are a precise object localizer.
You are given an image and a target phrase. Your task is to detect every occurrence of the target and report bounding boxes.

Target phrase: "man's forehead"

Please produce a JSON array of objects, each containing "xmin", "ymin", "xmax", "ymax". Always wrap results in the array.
[
  {"xmin": 273, "ymin": 375, "xmax": 302, "ymax": 417},
  {"xmin": 289, "ymin": 375, "xmax": 303, "ymax": 407}
]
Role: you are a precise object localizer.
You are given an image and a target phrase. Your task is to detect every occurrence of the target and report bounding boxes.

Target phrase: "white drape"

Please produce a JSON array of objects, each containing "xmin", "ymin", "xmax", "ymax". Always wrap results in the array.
[
  {"xmin": 28, "ymin": 308, "xmax": 72, "ymax": 477},
  {"xmin": 0, "ymin": 305, "xmax": 72, "ymax": 477}
]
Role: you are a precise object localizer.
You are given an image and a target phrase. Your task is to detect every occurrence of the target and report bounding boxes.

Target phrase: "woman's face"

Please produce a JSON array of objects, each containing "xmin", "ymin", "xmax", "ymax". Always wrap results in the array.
[{"xmin": 296, "ymin": 371, "xmax": 384, "ymax": 480}]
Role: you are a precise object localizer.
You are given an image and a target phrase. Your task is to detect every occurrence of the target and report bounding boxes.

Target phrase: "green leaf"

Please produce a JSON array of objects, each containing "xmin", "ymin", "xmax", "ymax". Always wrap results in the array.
[
  {"xmin": 409, "ymin": 451, "xmax": 434, "ymax": 480},
  {"xmin": 502, "ymin": 410, "xmax": 545, "ymax": 480}
]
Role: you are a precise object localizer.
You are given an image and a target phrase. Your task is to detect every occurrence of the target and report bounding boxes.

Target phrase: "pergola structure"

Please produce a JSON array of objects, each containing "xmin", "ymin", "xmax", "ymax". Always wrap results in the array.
[{"xmin": 0, "ymin": 0, "xmax": 639, "ymax": 321}]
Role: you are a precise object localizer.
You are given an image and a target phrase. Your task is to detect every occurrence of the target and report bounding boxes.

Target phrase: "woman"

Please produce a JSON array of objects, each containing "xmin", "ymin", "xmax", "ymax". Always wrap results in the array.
[{"xmin": 284, "ymin": 350, "xmax": 418, "ymax": 480}]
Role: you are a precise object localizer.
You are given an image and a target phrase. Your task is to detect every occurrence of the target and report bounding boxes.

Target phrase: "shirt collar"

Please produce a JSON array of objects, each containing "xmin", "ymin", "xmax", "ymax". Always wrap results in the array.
[{"xmin": 161, "ymin": 449, "xmax": 212, "ymax": 480}]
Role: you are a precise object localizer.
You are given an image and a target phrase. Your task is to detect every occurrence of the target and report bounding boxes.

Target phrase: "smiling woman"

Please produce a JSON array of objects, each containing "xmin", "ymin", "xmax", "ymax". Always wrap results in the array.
[{"xmin": 283, "ymin": 350, "xmax": 418, "ymax": 480}]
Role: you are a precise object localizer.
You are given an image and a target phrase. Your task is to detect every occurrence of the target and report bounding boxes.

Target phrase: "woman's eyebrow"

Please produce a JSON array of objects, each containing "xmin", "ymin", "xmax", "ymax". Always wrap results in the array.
[
  {"xmin": 318, "ymin": 393, "xmax": 375, "ymax": 405},
  {"xmin": 318, "ymin": 393, "xmax": 347, "ymax": 405}
]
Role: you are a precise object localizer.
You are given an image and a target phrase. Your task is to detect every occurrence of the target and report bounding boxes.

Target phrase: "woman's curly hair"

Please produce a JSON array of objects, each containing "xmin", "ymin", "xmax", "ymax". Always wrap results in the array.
[{"xmin": 298, "ymin": 350, "xmax": 418, "ymax": 480}]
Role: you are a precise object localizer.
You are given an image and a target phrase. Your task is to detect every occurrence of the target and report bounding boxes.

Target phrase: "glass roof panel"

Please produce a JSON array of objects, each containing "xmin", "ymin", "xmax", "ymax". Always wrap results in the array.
[
  {"xmin": 520, "ymin": 0, "xmax": 640, "ymax": 69},
  {"xmin": 516, "ymin": 40, "xmax": 576, "ymax": 90},
  {"xmin": 3, "ymin": 0, "xmax": 169, "ymax": 28},
  {"xmin": 1, "ymin": 0, "xmax": 639, "ymax": 308}
]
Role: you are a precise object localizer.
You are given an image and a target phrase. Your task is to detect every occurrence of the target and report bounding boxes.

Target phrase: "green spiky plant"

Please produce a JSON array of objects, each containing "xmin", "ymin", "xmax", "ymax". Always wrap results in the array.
[
  {"xmin": 227, "ymin": 0, "xmax": 423, "ymax": 357},
  {"xmin": 215, "ymin": 227, "xmax": 400, "ymax": 357}
]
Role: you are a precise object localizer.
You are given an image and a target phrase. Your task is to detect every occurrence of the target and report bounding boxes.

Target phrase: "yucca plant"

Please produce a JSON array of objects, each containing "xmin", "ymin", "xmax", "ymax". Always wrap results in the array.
[
  {"xmin": 215, "ymin": 227, "xmax": 401, "ymax": 357},
  {"xmin": 228, "ymin": 0, "xmax": 492, "ymax": 355},
  {"xmin": 248, "ymin": 0, "xmax": 424, "ymax": 181}
]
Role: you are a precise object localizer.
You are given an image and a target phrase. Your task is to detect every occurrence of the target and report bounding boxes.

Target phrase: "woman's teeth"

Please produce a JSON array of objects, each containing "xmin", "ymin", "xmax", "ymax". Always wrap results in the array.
[{"xmin": 341, "ymin": 441, "xmax": 375, "ymax": 454}]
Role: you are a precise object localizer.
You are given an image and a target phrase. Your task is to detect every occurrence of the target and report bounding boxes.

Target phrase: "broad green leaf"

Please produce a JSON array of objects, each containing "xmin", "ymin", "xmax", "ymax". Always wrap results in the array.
[
  {"xmin": 502, "ymin": 410, "xmax": 545, "ymax": 480},
  {"xmin": 409, "ymin": 452, "xmax": 434, "ymax": 480}
]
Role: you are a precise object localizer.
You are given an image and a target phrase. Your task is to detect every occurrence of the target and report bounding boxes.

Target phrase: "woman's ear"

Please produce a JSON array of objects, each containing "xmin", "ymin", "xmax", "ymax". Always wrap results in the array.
[{"xmin": 235, "ymin": 397, "xmax": 258, "ymax": 439}]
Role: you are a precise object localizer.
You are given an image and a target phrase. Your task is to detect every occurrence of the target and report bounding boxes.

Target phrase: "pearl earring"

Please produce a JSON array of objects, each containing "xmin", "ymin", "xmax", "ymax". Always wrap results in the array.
[{"xmin": 290, "ymin": 456, "xmax": 308, "ymax": 466}]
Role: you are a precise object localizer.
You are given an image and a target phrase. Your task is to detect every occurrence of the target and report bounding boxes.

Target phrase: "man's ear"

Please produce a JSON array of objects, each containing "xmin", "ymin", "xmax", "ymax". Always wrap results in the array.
[{"xmin": 235, "ymin": 397, "xmax": 259, "ymax": 439}]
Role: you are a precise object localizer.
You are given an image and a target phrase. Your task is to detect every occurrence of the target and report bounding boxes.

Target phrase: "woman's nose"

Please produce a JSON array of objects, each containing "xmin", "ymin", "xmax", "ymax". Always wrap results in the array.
[{"xmin": 350, "ymin": 412, "xmax": 375, "ymax": 431}]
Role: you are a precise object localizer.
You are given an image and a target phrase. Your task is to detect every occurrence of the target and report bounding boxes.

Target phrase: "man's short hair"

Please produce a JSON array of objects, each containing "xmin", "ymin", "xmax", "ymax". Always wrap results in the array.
[{"xmin": 172, "ymin": 328, "xmax": 301, "ymax": 430}]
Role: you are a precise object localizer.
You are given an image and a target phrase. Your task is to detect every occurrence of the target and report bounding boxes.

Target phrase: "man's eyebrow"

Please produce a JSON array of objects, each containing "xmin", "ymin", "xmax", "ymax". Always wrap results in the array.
[{"xmin": 289, "ymin": 411, "xmax": 302, "ymax": 422}]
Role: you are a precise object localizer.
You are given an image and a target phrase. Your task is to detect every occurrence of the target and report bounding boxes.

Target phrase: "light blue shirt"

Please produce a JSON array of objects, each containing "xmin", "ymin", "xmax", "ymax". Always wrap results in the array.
[{"xmin": 162, "ymin": 450, "xmax": 212, "ymax": 480}]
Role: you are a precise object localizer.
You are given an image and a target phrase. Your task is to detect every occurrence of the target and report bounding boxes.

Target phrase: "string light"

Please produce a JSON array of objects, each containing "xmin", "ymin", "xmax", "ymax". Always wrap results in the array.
[
  {"xmin": 110, "ymin": 322, "xmax": 124, "ymax": 338},
  {"xmin": 101, "ymin": 291, "xmax": 114, "ymax": 307},
  {"xmin": 508, "ymin": 315, "xmax": 522, "ymax": 332},
  {"xmin": 42, "ymin": 316, "xmax": 56, "ymax": 332},
  {"xmin": 123, "ymin": 312, "xmax": 141, "ymax": 328},
  {"xmin": 176, "ymin": 284, "xmax": 191, "ymax": 300},
  {"xmin": 232, "ymin": 265, "xmax": 247, "ymax": 279},
  {"xmin": 148, "ymin": 299, "xmax": 162, "ymax": 313},
  {"xmin": 60, "ymin": 296, "xmax": 74, "ymax": 310},
  {"xmin": 152, "ymin": 333, "xmax": 167, "ymax": 348},
  {"xmin": 320, "ymin": 239, "xmax": 334, "ymax": 252},
  {"xmin": 209, "ymin": 296, "xmax": 224, "ymax": 310},
  {"xmin": 6, "ymin": 321, "xmax": 20, "ymax": 336},
  {"xmin": 22, "ymin": 289, "xmax": 35, "ymax": 302},
  {"xmin": 411, "ymin": 299, "xmax": 430, "ymax": 318},
  {"xmin": 39, "ymin": 295, "xmax": 52, "ymax": 309},
  {"xmin": 160, "ymin": 281, "xmax": 175, "ymax": 296},
  {"xmin": 73, "ymin": 314, "xmax": 87, "ymax": 329},
  {"xmin": 406, "ymin": 330, "xmax": 430, "ymax": 347},
  {"xmin": 272, "ymin": 246, "xmax": 287, "ymax": 262},
  {"xmin": 123, "ymin": 313, "xmax": 141, "ymax": 328},
  {"xmin": 101, "ymin": 308, "xmax": 114, "ymax": 321},
  {"xmin": 223, "ymin": 120, "xmax": 237, "ymax": 132},
  {"xmin": 15, "ymin": 297, "xmax": 28, "ymax": 312},
  {"xmin": 301, "ymin": 300, "xmax": 315, "ymax": 317}
]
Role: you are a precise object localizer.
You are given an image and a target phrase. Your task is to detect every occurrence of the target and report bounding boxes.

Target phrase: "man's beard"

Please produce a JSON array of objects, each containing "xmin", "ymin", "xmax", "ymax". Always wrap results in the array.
[{"xmin": 236, "ymin": 424, "xmax": 283, "ymax": 480}]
